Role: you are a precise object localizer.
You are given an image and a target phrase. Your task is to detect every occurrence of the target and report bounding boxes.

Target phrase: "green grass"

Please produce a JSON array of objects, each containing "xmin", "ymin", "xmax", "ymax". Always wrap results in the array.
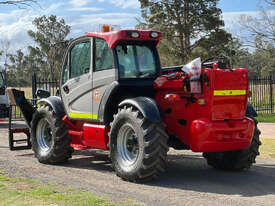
[
  {"xmin": 0, "ymin": 171, "xmax": 140, "ymax": 206},
  {"xmin": 256, "ymin": 114, "xmax": 275, "ymax": 122},
  {"xmin": 260, "ymin": 138, "xmax": 275, "ymax": 159}
]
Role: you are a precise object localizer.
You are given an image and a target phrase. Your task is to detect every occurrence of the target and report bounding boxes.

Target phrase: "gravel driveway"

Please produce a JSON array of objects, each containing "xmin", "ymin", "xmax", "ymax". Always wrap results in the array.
[{"xmin": 0, "ymin": 121, "xmax": 275, "ymax": 206}]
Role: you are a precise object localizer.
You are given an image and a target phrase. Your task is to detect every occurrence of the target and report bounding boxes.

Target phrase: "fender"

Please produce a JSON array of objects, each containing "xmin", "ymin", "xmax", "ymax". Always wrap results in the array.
[
  {"xmin": 38, "ymin": 96, "xmax": 66, "ymax": 118},
  {"xmin": 119, "ymin": 97, "xmax": 161, "ymax": 123},
  {"xmin": 98, "ymin": 81, "xmax": 120, "ymax": 122},
  {"xmin": 246, "ymin": 102, "xmax": 258, "ymax": 117}
]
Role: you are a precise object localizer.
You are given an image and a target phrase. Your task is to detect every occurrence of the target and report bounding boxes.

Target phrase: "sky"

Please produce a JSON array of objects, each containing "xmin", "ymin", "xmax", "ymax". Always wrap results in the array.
[{"xmin": 0, "ymin": 0, "xmax": 274, "ymax": 53}]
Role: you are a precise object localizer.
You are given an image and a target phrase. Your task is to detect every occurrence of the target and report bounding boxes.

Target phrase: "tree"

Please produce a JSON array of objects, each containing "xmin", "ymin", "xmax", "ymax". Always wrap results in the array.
[
  {"xmin": 0, "ymin": 0, "xmax": 38, "ymax": 8},
  {"xmin": 264, "ymin": 0, "xmax": 275, "ymax": 5},
  {"xmin": 28, "ymin": 15, "xmax": 70, "ymax": 79},
  {"xmin": 0, "ymin": 40, "xmax": 11, "ymax": 72},
  {"xmin": 138, "ymin": 0, "xmax": 227, "ymax": 64},
  {"xmin": 6, "ymin": 49, "xmax": 29, "ymax": 86},
  {"xmin": 239, "ymin": 3, "xmax": 275, "ymax": 48}
]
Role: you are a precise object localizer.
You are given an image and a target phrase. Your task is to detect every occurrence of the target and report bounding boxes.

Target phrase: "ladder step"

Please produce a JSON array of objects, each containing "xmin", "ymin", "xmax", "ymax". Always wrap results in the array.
[
  {"xmin": 10, "ymin": 145, "xmax": 32, "ymax": 151},
  {"xmin": 13, "ymin": 139, "xmax": 28, "ymax": 144},
  {"xmin": 11, "ymin": 128, "xmax": 29, "ymax": 133}
]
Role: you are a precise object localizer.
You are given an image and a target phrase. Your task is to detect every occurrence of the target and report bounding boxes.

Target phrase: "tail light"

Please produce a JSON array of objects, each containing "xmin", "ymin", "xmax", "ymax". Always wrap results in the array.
[{"xmin": 165, "ymin": 94, "xmax": 181, "ymax": 102}]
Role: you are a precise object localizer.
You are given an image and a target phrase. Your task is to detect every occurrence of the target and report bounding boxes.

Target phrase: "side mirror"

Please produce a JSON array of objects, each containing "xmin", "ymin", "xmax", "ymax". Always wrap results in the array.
[{"xmin": 36, "ymin": 89, "xmax": 50, "ymax": 98}]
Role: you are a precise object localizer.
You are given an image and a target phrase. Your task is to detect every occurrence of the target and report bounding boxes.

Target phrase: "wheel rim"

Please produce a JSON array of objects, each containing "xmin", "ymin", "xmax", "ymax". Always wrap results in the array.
[
  {"xmin": 117, "ymin": 124, "xmax": 139, "ymax": 166},
  {"xmin": 36, "ymin": 118, "xmax": 53, "ymax": 152}
]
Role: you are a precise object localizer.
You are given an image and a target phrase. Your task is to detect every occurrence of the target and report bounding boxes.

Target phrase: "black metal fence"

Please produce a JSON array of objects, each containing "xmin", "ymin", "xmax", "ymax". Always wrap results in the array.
[
  {"xmin": 8, "ymin": 74, "xmax": 275, "ymax": 121},
  {"xmin": 249, "ymin": 75, "xmax": 275, "ymax": 114},
  {"xmin": 9, "ymin": 74, "xmax": 59, "ymax": 120},
  {"xmin": 32, "ymin": 74, "xmax": 59, "ymax": 104}
]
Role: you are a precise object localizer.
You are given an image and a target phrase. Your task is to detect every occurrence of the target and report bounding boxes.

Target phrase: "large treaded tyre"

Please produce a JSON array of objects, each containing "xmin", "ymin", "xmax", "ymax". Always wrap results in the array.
[
  {"xmin": 203, "ymin": 116, "xmax": 261, "ymax": 170},
  {"xmin": 31, "ymin": 105, "xmax": 73, "ymax": 164},
  {"xmin": 109, "ymin": 106, "xmax": 169, "ymax": 182}
]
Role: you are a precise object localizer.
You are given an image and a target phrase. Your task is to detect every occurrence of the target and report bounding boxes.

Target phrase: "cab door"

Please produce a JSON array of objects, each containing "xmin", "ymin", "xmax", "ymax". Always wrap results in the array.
[
  {"xmin": 92, "ymin": 38, "xmax": 116, "ymax": 120},
  {"xmin": 60, "ymin": 38, "xmax": 95, "ymax": 120}
]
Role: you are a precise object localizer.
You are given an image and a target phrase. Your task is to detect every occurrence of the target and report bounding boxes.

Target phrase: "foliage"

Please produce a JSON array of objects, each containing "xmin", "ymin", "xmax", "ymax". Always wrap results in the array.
[
  {"xmin": 27, "ymin": 15, "xmax": 70, "ymax": 79},
  {"xmin": 232, "ymin": 2, "xmax": 275, "ymax": 77},
  {"xmin": 6, "ymin": 49, "xmax": 29, "ymax": 86},
  {"xmin": 5, "ymin": 15, "xmax": 71, "ymax": 86},
  {"xmin": 137, "ymin": 0, "xmax": 231, "ymax": 65},
  {"xmin": 239, "ymin": 8, "xmax": 275, "ymax": 46},
  {"xmin": 256, "ymin": 114, "xmax": 275, "ymax": 122},
  {"xmin": 0, "ymin": 40, "xmax": 11, "ymax": 71},
  {"xmin": 264, "ymin": 0, "xmax": 275, "ymax": 6},
  {"xmin": 240, "ymin": 41, "xmax": 275, "ymax": 78}
]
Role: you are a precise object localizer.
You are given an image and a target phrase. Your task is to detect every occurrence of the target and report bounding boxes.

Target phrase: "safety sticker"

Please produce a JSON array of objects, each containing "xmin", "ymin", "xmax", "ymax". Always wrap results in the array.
[
  {"xmin": 94, "ymin": 89, "xmax": 101, "ymax": 101},
  {"xmin": 214, "ymin": 90, "xmax": 246, "ymax": 96}
]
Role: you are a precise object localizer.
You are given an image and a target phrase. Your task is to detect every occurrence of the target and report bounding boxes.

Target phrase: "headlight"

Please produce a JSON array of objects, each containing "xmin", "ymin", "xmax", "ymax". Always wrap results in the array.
[
  {"xmin": 150, "ymin": 32, "xmax": 159, "ymax": 38},
  {"xmin": 127, "ymin": 31, "xmax": 140, "ymax": 38}
]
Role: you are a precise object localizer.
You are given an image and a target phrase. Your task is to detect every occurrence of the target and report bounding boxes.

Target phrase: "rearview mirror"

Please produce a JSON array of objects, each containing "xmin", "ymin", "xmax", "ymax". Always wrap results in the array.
[{"xmin": 36, "ymin": 89, "xmax": 50, "ymax": 98}]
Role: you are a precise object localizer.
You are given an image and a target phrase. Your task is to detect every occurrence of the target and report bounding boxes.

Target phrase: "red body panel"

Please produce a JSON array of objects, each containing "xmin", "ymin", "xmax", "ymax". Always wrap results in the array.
[
  {"xmin": 190, "ymin": 117, "xmax": 254, "ymax": 152},
  {"xmin": 62, "ymin": 116, "xmax": 109, "ymax": 150},
  {"xmin": 82, "ymin": 123, "xmax": 109, "ymax": 150},
  {"xmin": 211, "ymin": 68, "xmax": 248, "ymax": 120},
  {"xmin": 154, "ymin": 67, "xmax": 253, "ymax": 152},
  {"xmin": 85, "ymin": 30, "xmax": 161, "ymax": 48}
]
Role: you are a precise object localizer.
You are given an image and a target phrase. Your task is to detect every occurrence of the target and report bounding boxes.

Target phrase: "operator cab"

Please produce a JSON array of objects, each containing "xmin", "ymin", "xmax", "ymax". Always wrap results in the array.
[{"xmin": 60, "ymin": 28, "xmax": 161, "ymax": 122}]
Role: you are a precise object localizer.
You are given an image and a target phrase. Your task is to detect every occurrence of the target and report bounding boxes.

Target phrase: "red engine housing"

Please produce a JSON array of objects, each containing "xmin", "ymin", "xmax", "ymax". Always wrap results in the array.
[{"xmin": 154, "ymin": 67, "xmax": 254, "ymax": 152}]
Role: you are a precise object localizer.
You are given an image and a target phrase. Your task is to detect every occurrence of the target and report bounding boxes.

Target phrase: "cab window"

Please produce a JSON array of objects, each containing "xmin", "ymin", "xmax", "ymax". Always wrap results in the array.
[
  {"xmin": 94, "ymin": 38, "xmax": 114, "ymax": 71},
  {"xmin": 61, "ymin": 57, "xmax": 69, "ymax": 84},
  {"xmin": 115, "ymin": 42, "xmax": 157, "ymax": 78},
  {"xmin": 70, "ymin": 41, "xmax": 91, "ymax": 79}
]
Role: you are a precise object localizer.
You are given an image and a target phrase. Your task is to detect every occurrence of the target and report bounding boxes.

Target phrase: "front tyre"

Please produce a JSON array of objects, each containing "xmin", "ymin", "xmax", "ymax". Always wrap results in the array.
[
  {"xmin": 203, "ymin": 116, "xmax": 261, "ymax": 170},
  {"xmin": 109, "ymin": 106, "xmax": 168, "ymax": 182},
  {"xmin": 31, "ymin": 105, "xmax": 73, "ymax": 164}
]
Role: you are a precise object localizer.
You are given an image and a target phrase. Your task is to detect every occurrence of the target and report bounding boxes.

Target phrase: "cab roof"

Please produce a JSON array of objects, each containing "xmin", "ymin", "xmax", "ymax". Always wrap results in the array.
[{"xmin": 85, "ymin": 29, "xmax": 161, "ymax": 48}]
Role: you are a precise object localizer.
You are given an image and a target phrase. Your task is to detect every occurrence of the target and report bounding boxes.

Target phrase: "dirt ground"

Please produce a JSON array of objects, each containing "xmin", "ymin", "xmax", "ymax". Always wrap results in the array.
[
  {"xmin": 0, "ymin": 121, "xmax": 275, "ymax": 206},
  {"xmin": 258, "ymin": 123, "xmax": 275, "ymax": 138}
]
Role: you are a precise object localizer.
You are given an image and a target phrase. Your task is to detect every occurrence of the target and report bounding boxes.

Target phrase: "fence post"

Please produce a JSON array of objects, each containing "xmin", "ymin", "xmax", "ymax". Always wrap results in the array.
[
  {"xmin": 32, "ymin": 73, "xmax": 37, "ymax": 106},
  {"xmin": 269, "ymin": 75, "xmax": 273, "ymax": 114}
]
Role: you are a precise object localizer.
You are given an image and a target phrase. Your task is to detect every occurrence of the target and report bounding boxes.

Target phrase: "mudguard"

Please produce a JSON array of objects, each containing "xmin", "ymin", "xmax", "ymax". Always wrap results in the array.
[
  {"xmin": 98, "ymin": 81, "xmax": 120, "ymax": 122},
  {"xmin": 246, "ymin": 102, "xmax": 258, "ymax": 117},
  {"xmin": 119, "ymin": 97, "xmax": 161, "ymax": 123},
  {"xmin": 38, "ymin": 96, "xmax": 66, "ymax": 118}
]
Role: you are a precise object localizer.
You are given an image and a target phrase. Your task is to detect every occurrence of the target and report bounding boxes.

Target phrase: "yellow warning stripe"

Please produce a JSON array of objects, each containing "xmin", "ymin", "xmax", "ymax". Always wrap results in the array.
[
  {"xmin": 69, "ymin": 112, "xmax": 98, "ymax": 119},
  {"xmin": 214, "ymin": 90, "xmax": 246, "ymax": 96}
]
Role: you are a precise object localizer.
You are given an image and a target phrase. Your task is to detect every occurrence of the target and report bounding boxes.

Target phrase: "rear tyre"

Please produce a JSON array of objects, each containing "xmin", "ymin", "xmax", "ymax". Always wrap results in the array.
[
  {"xmin": 203, "ymin": 116, "xmax": 261, "ymax": 170},
  {"xmin": 109, "ymin": 106, "xmax": 169, "ymax": 182},
  {"xmin": 31, "ymin": 105, "xmax": 73, "ymax": 164}
]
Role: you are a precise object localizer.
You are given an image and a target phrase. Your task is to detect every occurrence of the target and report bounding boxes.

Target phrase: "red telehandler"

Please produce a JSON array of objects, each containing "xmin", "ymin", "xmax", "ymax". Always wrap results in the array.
[{"xmin": 8, "ymin": 27, "xmax": 261, "ymax": 182}]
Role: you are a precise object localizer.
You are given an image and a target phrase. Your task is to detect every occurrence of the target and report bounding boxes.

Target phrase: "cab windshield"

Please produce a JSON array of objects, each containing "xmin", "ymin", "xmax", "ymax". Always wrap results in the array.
[{"xmin": 115, "ymin": 42, "xmax": 157, "ymax": 79}]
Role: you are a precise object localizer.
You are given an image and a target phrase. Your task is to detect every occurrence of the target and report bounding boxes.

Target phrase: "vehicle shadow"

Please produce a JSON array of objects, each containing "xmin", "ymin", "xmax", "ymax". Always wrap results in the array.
[
  {"xmin": 150, "ymin": 153, "xmax": 275, "ymax": 197},
  {"xmin": 63, "ymin": 149, "xmax": 113, "ymax": 173},
  {"xmin": 63, "ymin": 150, "xmax": 275, "ymax": 197}
]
